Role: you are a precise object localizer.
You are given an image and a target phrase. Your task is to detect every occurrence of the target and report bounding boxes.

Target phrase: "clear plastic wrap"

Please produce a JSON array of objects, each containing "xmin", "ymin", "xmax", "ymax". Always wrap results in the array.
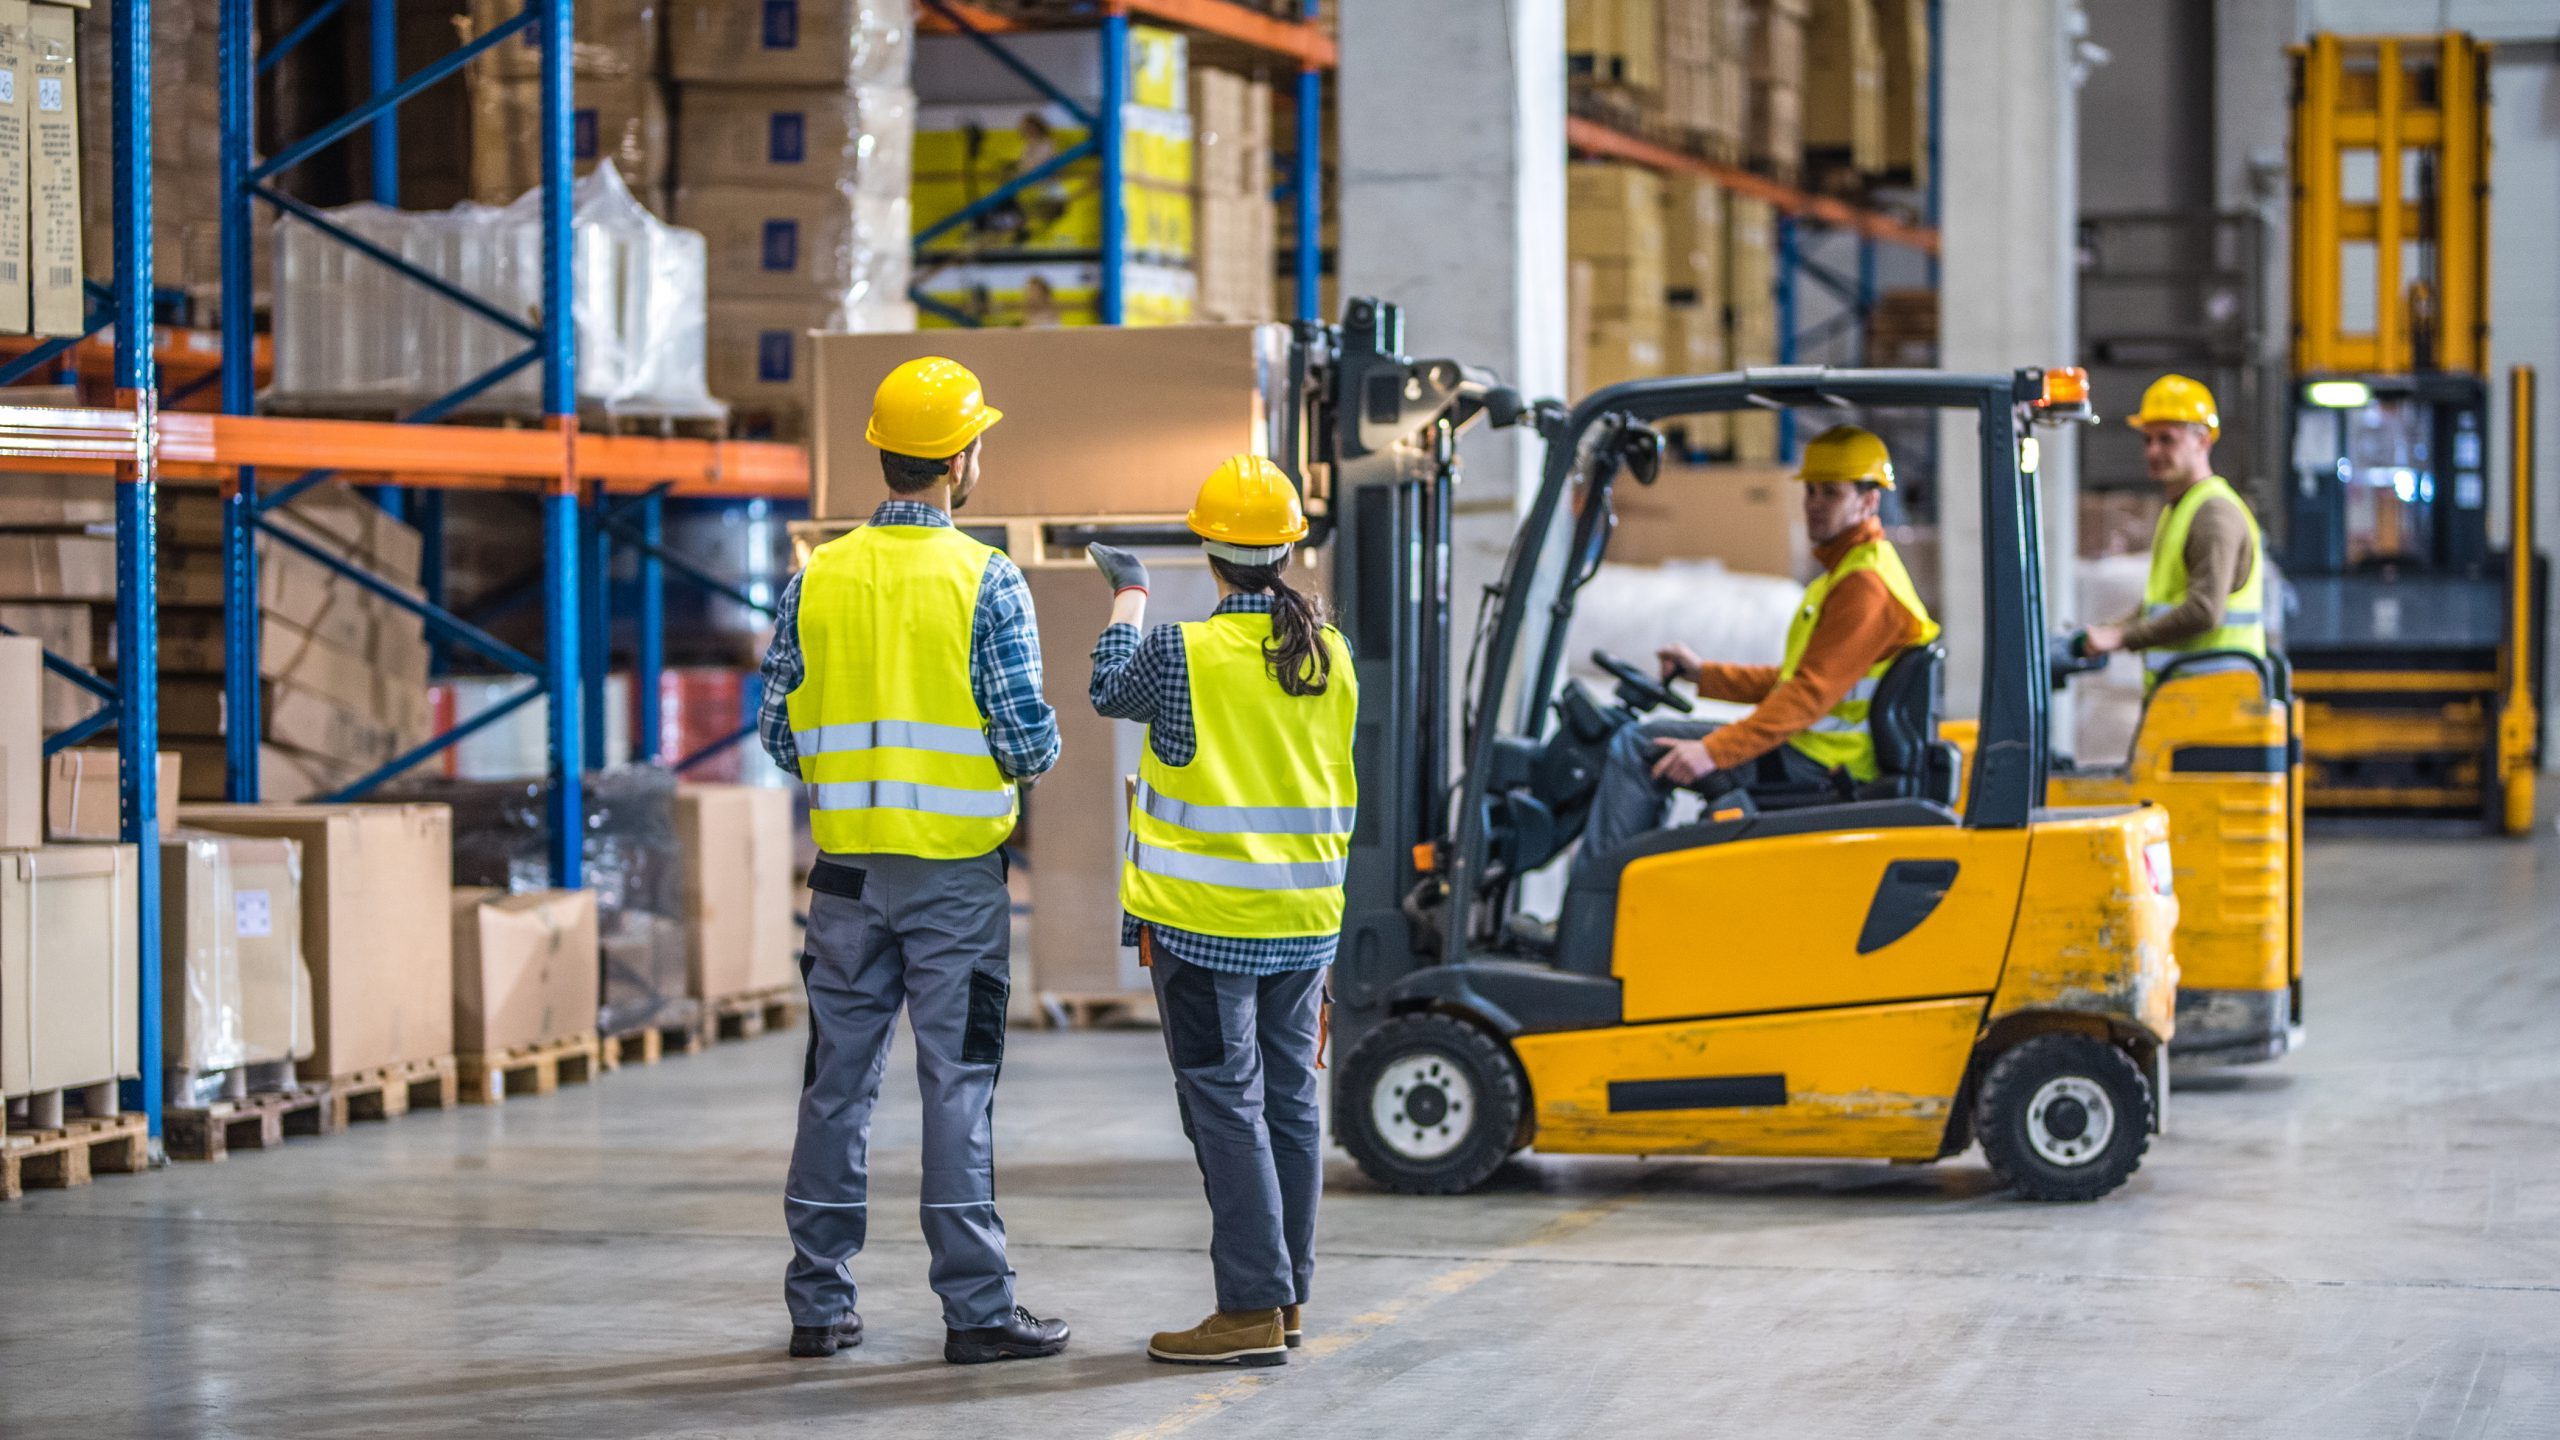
[
  {"xmin": 391, "ymin": 768, "xmax": 697, "ymax": 1038},
  {"xmin": 269, "ymin": 163, "xmax": 720, "ymax": 421},
  {"xmin": 162, "ymin": 828, "xmax": 317, "ymax": 1105}
]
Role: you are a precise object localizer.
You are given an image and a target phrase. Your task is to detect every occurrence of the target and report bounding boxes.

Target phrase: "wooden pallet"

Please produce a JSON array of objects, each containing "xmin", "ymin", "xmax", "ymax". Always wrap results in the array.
[
  {"xmin": 3, "ymin": 1080, "xmax": 121, "ymax": 1140},
  {"xmin": 707, "ymin": 987, "xmax": 807, "ymax": 1044},
  {"xmin": 458, "ymin": 1033, "xmax": 603, "ymax": 1104},
  {"xmin": 320, "ymin": 1056, "xmax": 460, "ymax": 1128},
  {"xmin": 165, "ymin": 1088, "xmax": 337, "ymax": 1162},
  {"xmin": 1037, "ymin": 991, "xmax": 1161, "ymax": 1031},
  {"xmin": 2, "ymin": 1112, "xmax": 151, "ymax": 1201},
  {"xmin": 597, "ymin": 1018, "xmax": 707, "ymax": 1071}
]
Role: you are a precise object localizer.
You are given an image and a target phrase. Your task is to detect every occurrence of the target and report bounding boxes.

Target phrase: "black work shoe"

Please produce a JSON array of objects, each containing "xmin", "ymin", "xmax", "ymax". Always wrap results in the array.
[
  {"xmin": 944, "ymin": 1305, "xmax": 1071, "ymax": 1365},
  {"xmin": 789, "ymin": 1316, "xmax": 864, "ymax": 1358}
]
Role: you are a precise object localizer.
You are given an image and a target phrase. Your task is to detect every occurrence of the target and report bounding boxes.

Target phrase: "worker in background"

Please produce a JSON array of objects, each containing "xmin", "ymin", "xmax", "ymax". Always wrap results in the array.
[
  {"xmin": 1084, "ymin": 455, "xmax": 1358, "ymax": 1370},
  {"xmin": 1569, "ymin": 425, "xmax": 1938, "ymax": 883},
  {"xmin": 2076, "ymin": 374, "xmax": 2268, "ymax": 683},
  {"xmin": 756, "ymin": 356, "xmax": 1072, "ymax": 1367}
]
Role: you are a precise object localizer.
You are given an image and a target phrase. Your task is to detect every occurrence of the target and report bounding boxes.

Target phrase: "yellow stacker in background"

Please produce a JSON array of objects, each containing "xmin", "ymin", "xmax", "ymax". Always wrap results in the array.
[{"xmin": 2281, "ymin": 32, "xmax": 2542, "ymax": 830}]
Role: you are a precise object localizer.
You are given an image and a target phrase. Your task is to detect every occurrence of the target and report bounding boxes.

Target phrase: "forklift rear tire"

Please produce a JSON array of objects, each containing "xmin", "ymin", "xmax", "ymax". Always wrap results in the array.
[
  {"xmin": 1973, "ymin": 1033, "xmax": 2152, "ymax": 1202},
  {"xmin": 1336, "ymin": 1014, "xmax": 1524, "ymax": 1195}
]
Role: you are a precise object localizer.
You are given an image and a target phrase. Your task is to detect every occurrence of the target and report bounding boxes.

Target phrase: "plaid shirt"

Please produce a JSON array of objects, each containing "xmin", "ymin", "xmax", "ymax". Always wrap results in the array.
[
  {"xmin": 757, "ymin": 500, "xmax": 1060, "ymax": 786},
  {"xmin": 1092, "ymin": 593, "xmax": 1340, "ymax": 975}
]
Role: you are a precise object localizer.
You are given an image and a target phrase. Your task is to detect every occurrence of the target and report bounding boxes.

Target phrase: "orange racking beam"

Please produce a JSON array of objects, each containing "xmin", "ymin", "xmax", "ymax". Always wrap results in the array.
[
  {"xmin": 922, "ymin": 0, "xmax": 1337, "ymax": 68},
  {"xmin": 1566, "ymin": 116, "xmax": 1938, "ymax": 255},
  {"xmin": 0, "ymin": 406, "xmax": 810, "ymax": 499}
]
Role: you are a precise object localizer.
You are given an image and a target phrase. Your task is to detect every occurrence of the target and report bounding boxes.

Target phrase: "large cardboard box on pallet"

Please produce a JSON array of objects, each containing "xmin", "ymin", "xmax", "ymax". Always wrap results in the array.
[
  {"xmin": 452, "ymin": 887, "xmax": 599, "ymax": 1058},
  {"xmin": 0, "ymin": 842, "xmax": 138, "ymax": 1096},
  {"xmin": 176, "ymin": 803, "xmax": 454, "ymax": 1081},
  {"xmin": 45, "ymin": 748, "xmax": 179, "ymax": 842},
  {"xmin": 0, "ymin": 634, "xmax": 38, "ymax": 847},
  {"xmin": 808, "ymin": 323, "xmax": 1289, "ymax": 520},
  {"xmin": 674, "ymin": 784, "xmax": 796, "ymax": 1003},
  {"xmin": 161, "ymin": 829, "xmax": 314, "ymax": 1091}
]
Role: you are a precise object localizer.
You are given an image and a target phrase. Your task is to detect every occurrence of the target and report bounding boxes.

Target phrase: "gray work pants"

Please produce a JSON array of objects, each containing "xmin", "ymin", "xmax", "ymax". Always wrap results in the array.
[
  {"xmin": 1147, "ymin": 944, "xmax": 1326, "ymax": 1314},
  {"xmin": 786, "ymin": 850, "xmax": 1015, "ymax": 1330},
  {"xmin": 1568, "ymin": 718, "xmax": 1839, "ymax": 884}
]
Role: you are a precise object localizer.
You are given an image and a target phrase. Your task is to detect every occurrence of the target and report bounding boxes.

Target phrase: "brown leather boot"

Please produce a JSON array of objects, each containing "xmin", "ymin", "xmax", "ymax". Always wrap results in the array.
[
  {"xmin": 1282, "ymin": 1304, "xmax": 1303, "ymax": 1349},
  {"xmin": 1147, "ymin": 1308, "xmax": 1287, "ymax": 1367}
]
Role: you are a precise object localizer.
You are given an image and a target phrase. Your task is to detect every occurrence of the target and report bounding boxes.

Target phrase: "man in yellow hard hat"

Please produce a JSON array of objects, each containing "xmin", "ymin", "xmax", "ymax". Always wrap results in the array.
[
  {"xmin": 2077, "ymin": 374, "xmax": 2268, "ymax": 685},
  {"xmin": 1084, "ymin": 454, "xmax": 1356, "ymax": 1367},
  {"xmin": 757, "ymin": 355, "xmax": 1071, "ymax": 1366},
  {"xmin": 1569, "ymin": 424, "xmax": 1939, "ymax": 882}
]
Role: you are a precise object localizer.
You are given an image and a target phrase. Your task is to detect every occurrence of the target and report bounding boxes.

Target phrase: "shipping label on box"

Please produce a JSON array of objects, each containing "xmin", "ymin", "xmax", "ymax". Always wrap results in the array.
[
  {"xmin": 26, "ymin": 1, "xmax": 76, "ymax": 336},
  {"xmin": 0, "ymin": 0, "xmax": 30, "ymax": 333}
]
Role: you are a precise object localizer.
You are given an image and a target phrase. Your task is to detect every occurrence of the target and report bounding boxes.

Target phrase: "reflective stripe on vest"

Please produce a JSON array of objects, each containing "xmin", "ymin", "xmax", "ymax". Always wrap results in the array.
[
  {"xmin": 1776, "ymin": 538, "xmax": 1939, "ymax": 781},
  {"xmin": 1120, "ymin": 614, "xmax": 1360, "ymax": 941},
  {"xmin": 2141, "ymin": 475, "xmax": 2267, "ymax": 690},
  {"xmin": 785, "ymin": 524, "xmax": 1017, "ymax": 858}
]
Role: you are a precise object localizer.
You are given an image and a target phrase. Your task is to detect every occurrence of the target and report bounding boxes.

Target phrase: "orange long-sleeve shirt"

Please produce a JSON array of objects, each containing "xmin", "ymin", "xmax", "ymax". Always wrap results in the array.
[{"xmin": 1690, "ymin": 518, "xmax": 1930, "ymax": 770}]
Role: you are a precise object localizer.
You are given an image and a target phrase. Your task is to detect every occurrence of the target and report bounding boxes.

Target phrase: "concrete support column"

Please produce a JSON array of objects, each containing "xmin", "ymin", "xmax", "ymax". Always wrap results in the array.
[
  {"xmin": 1337, "ymin": 0, "xmax": 1569, "ymax": 627},
  {"xmin": 1934, "ymin": 0, "xmax": 2083, "ymax": 718}
]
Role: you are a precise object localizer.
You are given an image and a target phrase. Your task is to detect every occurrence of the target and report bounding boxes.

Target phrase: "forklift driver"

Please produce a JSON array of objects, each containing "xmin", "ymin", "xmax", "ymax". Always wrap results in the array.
[{"xmin": 1569, "ymin": 425, "xmax": 1940, "ymax": 883}]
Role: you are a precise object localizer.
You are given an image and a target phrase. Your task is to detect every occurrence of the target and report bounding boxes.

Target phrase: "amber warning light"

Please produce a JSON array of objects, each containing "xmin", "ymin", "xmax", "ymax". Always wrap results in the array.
[{"xmin": 2041, "ymin": 366, "xmax": 2090, "ymax": 407}]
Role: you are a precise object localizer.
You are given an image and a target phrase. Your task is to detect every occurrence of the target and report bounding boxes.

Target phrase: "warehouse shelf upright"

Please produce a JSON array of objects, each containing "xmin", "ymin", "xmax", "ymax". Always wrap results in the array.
[
  {"xmin": 0, "ymin": 0, "xmax": 806, "ymax": 1141},
  {"xmin": 912, "ymin": 0, "xmax": 1335, "ymax": 326}
]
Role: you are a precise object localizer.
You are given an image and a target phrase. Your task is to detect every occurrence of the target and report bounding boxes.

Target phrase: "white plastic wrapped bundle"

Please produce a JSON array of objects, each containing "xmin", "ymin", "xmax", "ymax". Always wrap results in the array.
[
  {"xmin": 1565, "ymin": 559, "xmax": 1806, "ymax": 693},
  {"xmin": 268, "ymin": 163, "xmax": 719, "ymax": 419}
]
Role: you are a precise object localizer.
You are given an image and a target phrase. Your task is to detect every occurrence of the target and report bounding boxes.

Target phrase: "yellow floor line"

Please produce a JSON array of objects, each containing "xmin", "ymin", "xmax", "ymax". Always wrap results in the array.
[{"xmin": 1112, "ymin": 1192, "xmax": 1644, "ymax": 1440}]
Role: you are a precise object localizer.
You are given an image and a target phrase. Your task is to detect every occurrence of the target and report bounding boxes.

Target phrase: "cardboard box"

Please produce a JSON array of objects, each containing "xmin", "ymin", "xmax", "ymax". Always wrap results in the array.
[
  {"xmin": 176, "ymin": 803, "xmax": 455, "ymax": 1079},
  {"xmin": 1610, "ymin": 461, "xmax": 1809, "ymax": 577},
  {"xmin": 677, "ymin": 183, "xmax": 912, "ymax": 299},
  {"xmin": 452, "ymin": 886, "xmax": 599, "ymax": 1056},
  {"xmin": 26, "ymin": 1, "xmax": 76, "ymax": 336},
  {"xmin": 158, "ymin": 542, "xmax": 430, "ymax": 670},
  {"xmin": 46, "ymin": 748, "xmax": 178, "ymax": 842},
  {"xmin": 672, "ymin": 0, "xmax": 929, "ymax": 88},
  {"xmin": 468, "ymin": 0, "xmax": 658, "ymax": 81},
  {"xmin": 1663, "ymin": 303, "xmax": 1731, "ymax": 450},
  {"xmin": 706, "ymin": 297, "xmax": 822, "ymax": 422},
  {"xmin": 1877, "ymin": 0, "xmax": 1930, "ymax": 185},
  {"xmin": 1663, "ymin": 175, "xmax": 1726, "ymax": 303},
  {"xmin": 157, "ymin": 612, "xmax": 416, "ymax": 724},
  {"xmin": 0, "ymin": 600, "xmax": 95, "ymax": 731},
  {"xmin": 676, "ymin": 84, "xmax": 907, "ymax": 194},
  {"xmin": 1193, "ymin": 189, "xmax": 1275, "ymax": 324},
  {"xmin": 0, "ymin": 634, "xmax": 37, "ymax": 847},
  {"xmin": 1, "ymin": 842, "xmax": 139, "ymax": 1096},
  {"xmin": 472, "ymin": 72, "xmax": 668, "ymax": 206},
  {"xmin": 1585, "ymin": 317, "xmax": 1667, "ymax": 392},
  {"xmin": 0, "ymin": 530, "xmax": 114, "ymax": 599},
  {"xmin": 674, "ymin": 784, "xmax": 796, "ymax": 1002},
  {"xmin": 1189, "ymin": 65, "xmax": 1270, "ymax": 199},
  {"xmin": 1805, "ymin": 0, "xmax": 1884, "ymax": 171},
  {"xmin": 157, "ymin": 678, "xmax": 424, "ymax": 769},
  {"xmin": 0, "ymin": 471, "xmax": 112, "ymax": 527},
  {"xmin": 0, "ymin": 0, "xmax": 29, "ymax": 334},
  {"xmin": 170, "ymin": 741, "xmax": 365, "ymax": 805},
  {"xmin": 809, "ymin": 322, "xmax": 1289, "ymax": 520},
  {"xmin": 162, "ymin": 482, "xmax": 427, "ymax": 588},
  {"xmin": 162, "ymin": 828, "xmax": 314, "ymax": 1083}
]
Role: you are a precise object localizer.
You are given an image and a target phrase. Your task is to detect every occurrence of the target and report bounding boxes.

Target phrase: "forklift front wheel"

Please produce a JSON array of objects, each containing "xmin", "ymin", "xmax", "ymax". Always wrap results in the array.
[
  {"xmin": 1336, "ymin": 1014, "xmax": 1525, "ymax": 1195},
  {"xmin": 1973, "ymin": 1032, "xmax": 2153, "ymax": 1202}
]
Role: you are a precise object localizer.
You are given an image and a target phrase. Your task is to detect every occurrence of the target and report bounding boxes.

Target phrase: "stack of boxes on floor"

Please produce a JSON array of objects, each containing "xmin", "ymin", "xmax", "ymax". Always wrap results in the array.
[
  {"xmin": 466, "ymin": 0, "xmax": 670, "ymax": 214},
  {"xmin": 1189, "ymin": 64, "xmax": 1277, "ymax": 324},
  {"xmin": 909, "ymin": 24, "xmax": 1196, "ymax": 328},
  {"xmin": 677, "ymin": 0, "xmax": 918, "ymax": 439}
]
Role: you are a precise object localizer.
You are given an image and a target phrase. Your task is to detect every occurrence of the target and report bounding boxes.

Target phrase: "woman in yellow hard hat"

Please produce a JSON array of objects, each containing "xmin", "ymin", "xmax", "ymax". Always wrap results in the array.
[{"xmin": 1084, "ymin": 454, "xmax": 1358, "ymax": 1369}]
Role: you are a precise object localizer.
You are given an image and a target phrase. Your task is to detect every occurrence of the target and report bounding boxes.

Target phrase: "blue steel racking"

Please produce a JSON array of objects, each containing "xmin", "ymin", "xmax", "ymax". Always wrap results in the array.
[{"xmin": 908, "ymin": 0, "xmax": 1333, "ymax": 327}]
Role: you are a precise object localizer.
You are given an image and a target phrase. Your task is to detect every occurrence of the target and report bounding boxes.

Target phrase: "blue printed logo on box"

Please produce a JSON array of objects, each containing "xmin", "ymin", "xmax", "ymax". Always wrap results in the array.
[
  {"xmin": 762, "ymin": 0, "xmax": 799, "ymax": 50},
  {"xmin": 769, "ymin": 113, "xmax": 806, "ymax": 165},
  {"xmin": 762, "ymin": 220, "xmax": 800, "ymax": 272},
  {"xmin": 758, "ymin": 331, "xmax": 795, "ymax": 383},
  {"xmin": 573, "ymin": 108, "xmax": 598, "ymax": 161}
]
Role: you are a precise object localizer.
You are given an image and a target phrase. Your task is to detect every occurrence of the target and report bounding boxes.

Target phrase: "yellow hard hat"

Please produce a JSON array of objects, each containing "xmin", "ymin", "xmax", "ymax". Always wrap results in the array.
[
  {"xmin": 2127, "ymin": 373, "xmax": 2220, "ymax": 440},
  {"xmin": 865, "ymin": 357, "xmax": 1003, "ymax": 459},
  {"xmin": 1794, "ymin": 425, "xmax": 1895, "ymax": 490},
  {"xmin": 1188, "ymin": 454, "xmax": 1307, "ymax": 548}
]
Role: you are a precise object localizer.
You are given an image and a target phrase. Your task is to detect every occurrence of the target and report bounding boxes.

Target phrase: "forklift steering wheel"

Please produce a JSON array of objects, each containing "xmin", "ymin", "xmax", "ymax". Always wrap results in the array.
[{"xmin": 1592, "ymin": 650, "xmax": 1694, "ymax": 715}]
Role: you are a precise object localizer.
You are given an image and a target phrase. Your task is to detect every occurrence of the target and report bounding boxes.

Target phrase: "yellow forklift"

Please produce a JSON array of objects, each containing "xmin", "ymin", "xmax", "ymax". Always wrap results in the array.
[{"xmin": 1295, "ymin": 312, "xmax": 2178, "ymax": 1201}]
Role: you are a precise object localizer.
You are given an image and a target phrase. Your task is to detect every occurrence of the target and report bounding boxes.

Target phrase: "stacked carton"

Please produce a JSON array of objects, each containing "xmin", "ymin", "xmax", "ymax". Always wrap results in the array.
[
  {"xmin": 908, "ymin": 23, "xmax": 1196, "ymax": 329},
  {"xmin": 675, "ymin": 0, "xmax": 918, "ymax": 438},
  {"xmin": 1876, "ymin": 0, "xmax": 1931, "ymax": 188},
  {"xmin": 465, "ymin": 0, "xmax": 670, "ymax": 214},
  {"xmin": 1567, "ymin": 0, "xmax": 1661, "ymax": 97},
  {"xmin": 1190, "ymin": 65, "xmax": 1275, "ymax": 324},
  {"xmin": 1744, "ymin": 0, "xmax": 1807, "ymax": 183},
  {"xmin": 1726, "ymin": 195, "xmax": 1779, "ymax": 460},
  {"xmin": 71, "ymin": 0, "xmax": 217, "ymax": 318},
  {"xmin": 1, "ymin": 1, "xmax": 85, "ymax": 337},
  {"xmin": 1572, "ymin": 1, "xmax": 1746, "ymax": 160},
  {"xmin": 1804, "ymin": 0, "xmax": 1885, "ymax": 186},
  {"xmin": 1662, "ymin": 175, "xmax": 1729, "ymax": 450},
  {"xmin": 1569, "ymin": 163, "xmax": 1665, "ymax": 392}
]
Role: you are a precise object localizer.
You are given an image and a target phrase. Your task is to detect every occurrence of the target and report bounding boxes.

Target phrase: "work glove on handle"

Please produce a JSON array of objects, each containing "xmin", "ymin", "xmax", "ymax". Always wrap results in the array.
[{"xmin": 1088, "ymin": 543, "xmax": 1150, "ymax": 596}]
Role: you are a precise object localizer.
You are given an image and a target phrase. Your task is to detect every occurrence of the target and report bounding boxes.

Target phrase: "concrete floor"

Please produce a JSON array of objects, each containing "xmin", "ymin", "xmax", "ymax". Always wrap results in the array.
[{"xmin": 4, "ymin": 824, "xmax": 2558, "ymax": 1439}]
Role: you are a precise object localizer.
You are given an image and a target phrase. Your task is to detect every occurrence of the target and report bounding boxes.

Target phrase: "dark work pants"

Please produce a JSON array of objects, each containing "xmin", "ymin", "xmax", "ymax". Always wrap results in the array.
[
  {"xmin": 1148, "ymin": 945, "xmax": 1326, "ymax": 1314},
  {"xmin": 785, "ymin": 851, "xmax": 1014, "ymax": 1330},
  {"xmin": 1568, "ymin": 718, "xmax": 1841, "ymax": 884}
]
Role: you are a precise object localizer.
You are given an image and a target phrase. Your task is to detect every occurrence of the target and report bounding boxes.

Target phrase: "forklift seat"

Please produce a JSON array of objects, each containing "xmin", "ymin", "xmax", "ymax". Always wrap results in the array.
[{"xmin": 1751, "ymin": 643, "xmax": 1961, "ymax": 811}]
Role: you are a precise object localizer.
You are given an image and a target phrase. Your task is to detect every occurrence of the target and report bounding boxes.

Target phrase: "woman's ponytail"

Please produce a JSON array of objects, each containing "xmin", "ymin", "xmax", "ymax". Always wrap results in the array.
[{"xmin": 1207, "ymin": 555, "xmax": 1332, "ymax": 697}]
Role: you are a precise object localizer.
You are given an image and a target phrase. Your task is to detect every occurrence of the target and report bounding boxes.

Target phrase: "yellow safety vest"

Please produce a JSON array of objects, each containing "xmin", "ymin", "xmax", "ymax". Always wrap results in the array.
[
  {"xmin": 1779, "ymin": 538, "xmax": 1940, "ymax": 782},
  {"xmin": 1121, "ymin": 614, "xmax": 1360, "ymax": 940},
  {"xmin": 786, "ymin": 524, "xmax": 1017, "ymax": 858},
  {"xmin": 2141, "ymin": 474, "xmax": 2266, "ymax": 691}
]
